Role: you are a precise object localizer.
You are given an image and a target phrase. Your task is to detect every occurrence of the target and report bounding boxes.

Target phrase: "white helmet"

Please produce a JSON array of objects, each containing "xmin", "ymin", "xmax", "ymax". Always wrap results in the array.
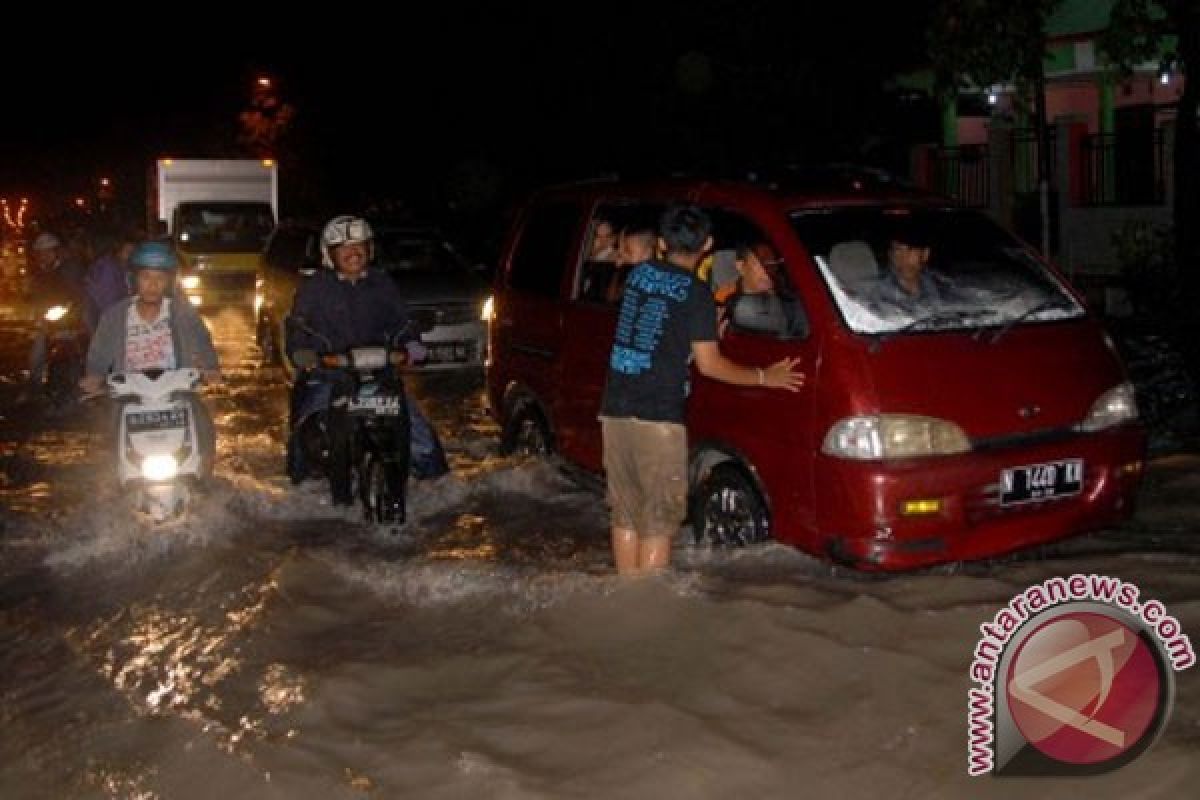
[
  {"xmin": 320, "ymin": 215, "xmax": 374, "ymax": 267},
  {"xmin": 32, "ymin": 232, "xmax": 62, "ymax": 251}
]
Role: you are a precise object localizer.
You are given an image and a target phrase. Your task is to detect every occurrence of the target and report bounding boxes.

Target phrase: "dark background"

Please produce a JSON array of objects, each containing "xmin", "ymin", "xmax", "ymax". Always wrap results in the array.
[{"xmin": 1, "ymin": 2, "xmax": 937, "ymax": 256}]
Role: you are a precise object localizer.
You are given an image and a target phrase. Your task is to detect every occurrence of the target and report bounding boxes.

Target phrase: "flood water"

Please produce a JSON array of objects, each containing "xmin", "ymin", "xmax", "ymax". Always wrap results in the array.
[{"xmin": 1, "ymin": 309, "xmax": 1197, "ymax": 798}]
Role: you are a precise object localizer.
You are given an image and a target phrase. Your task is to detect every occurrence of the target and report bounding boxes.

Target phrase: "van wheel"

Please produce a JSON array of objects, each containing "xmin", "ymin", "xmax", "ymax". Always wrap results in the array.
[
  {"xmin": 502, "ymin": 405, "xmax": 552, "ymax": 456},
  {"xmin": 690, "ymin": 463, "xmax": 770, "ymax": 547}
]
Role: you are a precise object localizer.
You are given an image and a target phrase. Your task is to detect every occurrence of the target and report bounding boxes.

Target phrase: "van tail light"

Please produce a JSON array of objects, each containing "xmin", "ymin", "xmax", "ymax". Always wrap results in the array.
[
  {"xmin": 1075, "ymin": 383, "xmax": 1138, "ymax": 433},
  {"xmin": 822, "ymin": 414, "xmax": 971, "ymax": 460}
]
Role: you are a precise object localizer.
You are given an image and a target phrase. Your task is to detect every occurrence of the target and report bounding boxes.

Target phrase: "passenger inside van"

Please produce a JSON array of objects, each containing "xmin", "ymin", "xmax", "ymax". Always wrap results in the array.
[
  {"xmin": 579, "ymin": 219, "xmax": 620, "ymax": 302},
  {"xmin": 718, "ymin": 242, "xmax": 806, "ymax": 338},
  {"xmin": 606, "ymin": 224, "xmax": 656, "ymax": 303}
]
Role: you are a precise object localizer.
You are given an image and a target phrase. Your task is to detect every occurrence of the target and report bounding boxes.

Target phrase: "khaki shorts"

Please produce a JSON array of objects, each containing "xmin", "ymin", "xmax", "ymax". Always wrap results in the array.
[{"xmin": 600, "ymin": 416, "xmax": 687, "ymax": 539}]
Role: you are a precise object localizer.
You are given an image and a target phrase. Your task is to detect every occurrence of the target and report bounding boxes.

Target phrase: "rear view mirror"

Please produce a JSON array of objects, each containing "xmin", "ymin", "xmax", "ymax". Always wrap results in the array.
[{"xmin": 729, "ymin": 293, "xmax": 808, "ymax": 339}]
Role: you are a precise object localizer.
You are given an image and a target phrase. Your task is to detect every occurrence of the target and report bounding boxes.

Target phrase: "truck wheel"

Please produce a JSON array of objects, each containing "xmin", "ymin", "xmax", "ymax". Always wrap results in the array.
[
  {"xmin": 690, "ymin": 463, "xmax": 770, "ymax": 547},
  {"xmin": 501, "ymin": 403, "xmax": 553, "ymax": 456}
]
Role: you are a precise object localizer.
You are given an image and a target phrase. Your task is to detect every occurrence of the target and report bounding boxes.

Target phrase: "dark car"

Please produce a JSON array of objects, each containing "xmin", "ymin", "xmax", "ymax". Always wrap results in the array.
[{"xmin": 258, "ymin": 222, "xmax": 491, "ymax": 373}]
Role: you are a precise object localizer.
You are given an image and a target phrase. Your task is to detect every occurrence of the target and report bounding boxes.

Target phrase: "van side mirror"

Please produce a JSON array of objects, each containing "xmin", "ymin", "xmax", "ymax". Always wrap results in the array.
[{"xmin": 729, "ymin": 293, "xmax": 808, "ymax": 339}]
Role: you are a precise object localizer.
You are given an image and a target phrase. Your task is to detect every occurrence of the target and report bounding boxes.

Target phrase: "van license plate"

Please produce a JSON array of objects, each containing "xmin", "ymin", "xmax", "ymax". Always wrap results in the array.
[{"xmin": 1000, "ymin": 459, "xmax": 1083, "ymax": 506}]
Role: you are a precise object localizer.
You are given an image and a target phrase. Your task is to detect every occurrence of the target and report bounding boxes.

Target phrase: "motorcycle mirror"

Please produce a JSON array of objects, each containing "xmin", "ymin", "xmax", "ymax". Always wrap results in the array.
[
  {"xmin": 409, "ymin": 310, "xmax": 437, "ymax": 335},
  {"xmin": 286, "ymin": 315, "xmax": 333, "ymax": 351}
]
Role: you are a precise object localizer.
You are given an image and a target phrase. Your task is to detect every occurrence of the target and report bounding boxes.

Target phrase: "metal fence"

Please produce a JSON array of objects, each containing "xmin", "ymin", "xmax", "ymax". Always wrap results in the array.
[
  {"xmin": 930, "ymin": 144, "xmax": 990, "ymax": 208},
  {"xmin": 1081, "ymin": 130, "xmax": 1169, "ymax": 206},
  {"xmin": 1011, "ymin": 127, "xmax": 1056, "ymax": 194}
]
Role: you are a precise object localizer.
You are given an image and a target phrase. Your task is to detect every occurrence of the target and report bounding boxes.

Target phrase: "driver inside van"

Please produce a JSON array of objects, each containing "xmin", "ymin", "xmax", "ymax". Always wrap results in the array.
[{"xmin": 867, "ymin": 220, "xmax": 956, "ymax": 317}]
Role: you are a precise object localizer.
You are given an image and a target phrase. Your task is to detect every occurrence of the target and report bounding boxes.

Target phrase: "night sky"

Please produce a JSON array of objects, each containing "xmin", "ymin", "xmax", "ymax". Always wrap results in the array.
[{"xmin": 3, "ymin": 2, "xmax": 934, "ymax": 239}]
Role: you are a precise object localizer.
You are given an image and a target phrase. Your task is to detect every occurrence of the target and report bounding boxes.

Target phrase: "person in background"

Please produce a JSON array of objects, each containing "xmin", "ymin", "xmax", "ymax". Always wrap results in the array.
[
  {"xmin": 83, "ymin": 230, "xmax": 136, "ymax": 332},
  {"xmin": 20, "ymin": 232, "xmax": 86, "ymax": 402}
]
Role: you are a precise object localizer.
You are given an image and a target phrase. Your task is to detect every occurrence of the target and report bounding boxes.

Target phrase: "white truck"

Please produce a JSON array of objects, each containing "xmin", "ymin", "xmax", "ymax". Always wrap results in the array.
[{"xmin": 149, "ymin": 158, "xmax": 278, "ymax": 307}]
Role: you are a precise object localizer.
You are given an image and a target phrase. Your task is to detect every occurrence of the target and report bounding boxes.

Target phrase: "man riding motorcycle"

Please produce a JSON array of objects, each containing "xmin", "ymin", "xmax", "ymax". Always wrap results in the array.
[
  {"xmin": 21, "ymin": 232, "xmax": 87, "ymax": 405},
  {"xmin": 81, "ymin": 241, "xmax": 220, "ymax": 478},
  {"xmin": 286, "ymin": 215, "xmax": 445, "ymax": 515}
]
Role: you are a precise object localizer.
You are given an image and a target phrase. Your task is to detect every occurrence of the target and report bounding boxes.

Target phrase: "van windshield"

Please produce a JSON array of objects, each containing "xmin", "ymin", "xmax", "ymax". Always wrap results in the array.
[
  {"xmin": 176, "ymin": 203, "xmax": 275, "ymax": 253},
  {"xmin": 791, "ymin": 207, "xmax": 1083, "ymax": 335}
]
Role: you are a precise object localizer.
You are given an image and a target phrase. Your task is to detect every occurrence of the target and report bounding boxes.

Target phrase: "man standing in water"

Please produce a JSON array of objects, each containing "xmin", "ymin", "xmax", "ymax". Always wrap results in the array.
[{"xmin": 598, "ymin": 206, "xmax": 804, "ymax": 576}]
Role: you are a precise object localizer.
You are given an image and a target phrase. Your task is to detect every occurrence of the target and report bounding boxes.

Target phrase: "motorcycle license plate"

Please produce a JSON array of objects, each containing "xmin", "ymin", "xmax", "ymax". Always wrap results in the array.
[
  {"xmin": 127, "ymin": 408, "xmax": 189, "ymax": 433},
  {"xmin": 1000, "ymin": 459, "xmax": 1083, "ymax": 506},
  {"xmin": 348, "ymin": 396, "xmax": 402, "ymax": 415}
]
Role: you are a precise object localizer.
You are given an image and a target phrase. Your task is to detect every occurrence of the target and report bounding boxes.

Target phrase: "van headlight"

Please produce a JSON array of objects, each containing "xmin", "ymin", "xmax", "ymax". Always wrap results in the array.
[
  {"xmin": 44, "ymin": 304, "xmax": 69, "ymax": 322},
  {"xmin": 822, "ymin": 414, "xmax": 971, "ymax": 460},
  {"xmin": 1076, "ymin": 383, "xmax": 1138, "ymax": 432},
  {"xmin": 142, "ymin": 454, "xmax": 179, "ymax": 481},
  {"xmin": 481, "ymin": 295, "xmax": 494, "ymax": 322}
]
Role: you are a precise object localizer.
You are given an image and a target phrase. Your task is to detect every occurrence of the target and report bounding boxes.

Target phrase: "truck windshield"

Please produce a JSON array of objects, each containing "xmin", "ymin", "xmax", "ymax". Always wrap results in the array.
[
  {"xmin": 791, "ymin": 207, "xmax": 1083, "ymax": 335},
  {"xmin": 176, "ymin": 203, "xmax": 275, "ymax": 253}
]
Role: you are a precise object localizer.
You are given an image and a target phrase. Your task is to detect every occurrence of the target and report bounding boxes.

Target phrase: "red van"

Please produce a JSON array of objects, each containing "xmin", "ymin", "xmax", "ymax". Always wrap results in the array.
[{"xmin": 485, "ymin": 178, "xmax": 1146, "ymax": 570}]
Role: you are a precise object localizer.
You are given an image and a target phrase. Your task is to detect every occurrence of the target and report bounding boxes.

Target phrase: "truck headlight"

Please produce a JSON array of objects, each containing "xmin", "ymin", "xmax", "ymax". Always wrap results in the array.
[
  {"xmin": 180, "ymin": 275, "xmax": 201, "ymax": 290},
  {"xmin": 44, "ymin": 304, "xmax": 69, "ymax": 322},
  {"xmin": 142, "ymin": 454, "xmax": 178, "ymax": 481},
  {"xmin": 481, "ymin": 295, "xmax": 494, "ymax": 322},
  {"xmin": 1076, "ymin": 383, "xmax": 1138, "ymax": 432},
  {"xmin": 822, "ymin": 414, "xmax": 972, "ymax": 460}
]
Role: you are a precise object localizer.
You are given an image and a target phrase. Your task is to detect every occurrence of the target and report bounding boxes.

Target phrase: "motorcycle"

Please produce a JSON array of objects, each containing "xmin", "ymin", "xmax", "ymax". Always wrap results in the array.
[
  {"xmin": 39, "ymin": 301, "xmax": 89, "ymax": 410},
  {"xmin": 109, "ymin": 368, "xmax": 205, "ymax": 522},
  {"xmin": 287, "ymin": 320, "xmax": 419, "ymax": 525}
]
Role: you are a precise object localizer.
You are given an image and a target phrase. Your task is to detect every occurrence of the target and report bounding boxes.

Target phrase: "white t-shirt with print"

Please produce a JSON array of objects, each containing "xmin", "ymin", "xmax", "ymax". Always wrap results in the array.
[{"xmin": 125, "ymin": 299, "xmax": 177, "ymax": 372}]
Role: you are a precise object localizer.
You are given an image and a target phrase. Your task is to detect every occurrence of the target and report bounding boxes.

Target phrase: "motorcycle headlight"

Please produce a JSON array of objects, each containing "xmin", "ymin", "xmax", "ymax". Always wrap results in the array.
[
  {"xmin": 180, "ymin": 275, "xmax": 201, "ymax": 291},
  {"xmin": 1076, "ymin": 383, "xmax": 1138, "ymax": 432},
  {"xmin": 822, "ymin": 414, "xmax": 972, "ymax": 460},
  {"xmin": 44, "ymin": 305, "xmax": 69, "ymax": 322},
  {"xmin": 481, "ymin": 295, "xmax": 495, "ymax": 322},
  {"xmin": 142, "ymin": 454, "xmax": 179, "ymax": 482}
]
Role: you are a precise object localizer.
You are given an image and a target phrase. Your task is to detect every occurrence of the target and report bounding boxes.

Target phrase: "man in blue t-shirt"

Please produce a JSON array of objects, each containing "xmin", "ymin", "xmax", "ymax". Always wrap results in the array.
[{"xmin": 598, "ymin": 205, "xmax": 805, "ymax": 576}]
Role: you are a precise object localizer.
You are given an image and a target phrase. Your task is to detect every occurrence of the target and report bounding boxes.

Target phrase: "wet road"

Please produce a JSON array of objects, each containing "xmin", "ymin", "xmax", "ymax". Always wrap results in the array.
[{"xmin": 1, "ymin": 307, "xmax": 1197, "ymax": 799}]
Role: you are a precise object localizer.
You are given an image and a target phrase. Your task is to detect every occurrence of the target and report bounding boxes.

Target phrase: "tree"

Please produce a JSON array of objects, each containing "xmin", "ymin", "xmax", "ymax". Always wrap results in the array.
[
  {"xmin": 238, "ymin": 77, "xmax": 295, "ymax": 159},
  {"xmin": 927, "ymin": 0, "xmax": 1064, "ymax": 254},
  {"xmin": 1099, "ymin": 0, "xmax": 1200, "ymax": 302}
]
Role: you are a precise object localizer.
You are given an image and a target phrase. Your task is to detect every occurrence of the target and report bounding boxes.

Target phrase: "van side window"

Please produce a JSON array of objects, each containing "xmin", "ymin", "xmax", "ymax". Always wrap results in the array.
[
  {"xmin": 706, "ymin": 209, "xmax": 808, "ymax": 339},
  {"xmin": 576, "ymin": 202, "xmax": 663, "ymax": 305},
  {"xmin": 509, "ymin": 203, "xmax": 581, "ymax": 298}
]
